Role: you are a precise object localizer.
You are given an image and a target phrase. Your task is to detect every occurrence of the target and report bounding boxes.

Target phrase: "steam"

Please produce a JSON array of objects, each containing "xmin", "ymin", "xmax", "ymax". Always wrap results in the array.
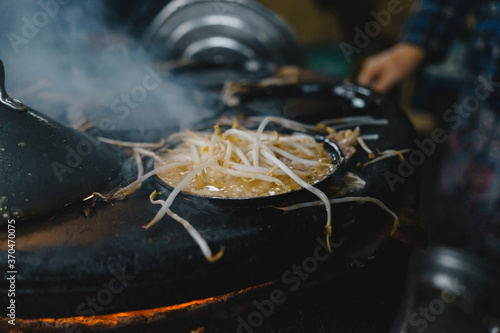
[{"xmin": 0, "ymin": 1, "xmax": 213, "ymax": 140}]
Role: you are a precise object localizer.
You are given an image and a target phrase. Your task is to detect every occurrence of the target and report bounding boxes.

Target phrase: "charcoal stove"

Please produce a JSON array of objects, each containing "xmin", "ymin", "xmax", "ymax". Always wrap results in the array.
[
  {"xmin": 0, "ymin": 1, "xmax": 425, "ymax": 332},
  {"xmin": 0, "ymin": 73, "xmax": 423, "ymax": 332}
]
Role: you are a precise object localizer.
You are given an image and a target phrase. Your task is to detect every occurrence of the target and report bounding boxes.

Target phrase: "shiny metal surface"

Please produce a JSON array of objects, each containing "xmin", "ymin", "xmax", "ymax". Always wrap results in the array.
[
  {"xmin": 143, "ymin": 0, "xmax": 305, "ymax": 66},
  {"xmin": 0, "ymin": 59, "xmax": 26, "ymax": 112},
  {"xmin": 391, "ymin": 246, "xmax": 500, "ymax": 332}
]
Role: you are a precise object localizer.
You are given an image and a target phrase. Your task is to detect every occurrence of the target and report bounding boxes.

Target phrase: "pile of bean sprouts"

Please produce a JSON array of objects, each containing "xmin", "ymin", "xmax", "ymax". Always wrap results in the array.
[
  {"xmin": 105, "ymin": 117, "xmax": 338, "ymax": 261},
  {"xmin": 98, "ymin": 116, "xmax": 405, "ymax": 262},
  {"xmin": 156, "ymin": 119, "xmax": 335, "ymax": 199}
]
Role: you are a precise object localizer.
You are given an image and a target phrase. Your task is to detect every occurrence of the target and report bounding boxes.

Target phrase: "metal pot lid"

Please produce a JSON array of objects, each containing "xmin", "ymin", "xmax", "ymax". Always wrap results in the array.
[
  {"xmin": 0, "ymin": 59, "xmax": 122, "ymax": 223},
  {"xmin": 142, "ymin": 0, "xmax": 305, "ymax": 66}
]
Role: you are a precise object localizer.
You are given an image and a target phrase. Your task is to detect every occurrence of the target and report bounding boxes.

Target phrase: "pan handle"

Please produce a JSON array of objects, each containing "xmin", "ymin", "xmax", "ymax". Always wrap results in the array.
[{"xmin": 0, "ymin": 59, "xmax": 27, "ymax": 112}]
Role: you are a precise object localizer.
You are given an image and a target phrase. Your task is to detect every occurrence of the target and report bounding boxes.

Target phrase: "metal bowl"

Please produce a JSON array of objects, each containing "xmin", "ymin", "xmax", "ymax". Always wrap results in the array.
[{"xmin": 143, "ymin": 0, "xmax": 305, "ymax": 66}]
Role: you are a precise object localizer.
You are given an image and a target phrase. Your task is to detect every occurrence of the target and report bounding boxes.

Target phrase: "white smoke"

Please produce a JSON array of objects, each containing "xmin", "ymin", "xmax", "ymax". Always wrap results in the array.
[{"xmin": 0, "ymin": 0, "xmax": 213, "ymax": 140}]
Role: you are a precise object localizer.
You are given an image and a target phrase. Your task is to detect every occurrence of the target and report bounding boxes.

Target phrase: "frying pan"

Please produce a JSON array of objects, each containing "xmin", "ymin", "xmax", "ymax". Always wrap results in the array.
[{"xmin": 154, "ymin": 126, "xmax": 345, "ymax": 207}]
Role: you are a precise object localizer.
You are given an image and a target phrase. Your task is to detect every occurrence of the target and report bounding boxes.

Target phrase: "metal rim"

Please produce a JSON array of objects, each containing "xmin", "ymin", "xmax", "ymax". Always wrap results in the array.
[{"xmin": 142, "ymin": 0, "xmax": 305, "ymax": 66}]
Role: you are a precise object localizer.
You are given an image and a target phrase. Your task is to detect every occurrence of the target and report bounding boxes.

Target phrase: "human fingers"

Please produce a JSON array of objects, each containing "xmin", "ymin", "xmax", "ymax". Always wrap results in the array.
[{"xmin": 358, "ymin": 57, "xmax": 395, "ymax": 93}]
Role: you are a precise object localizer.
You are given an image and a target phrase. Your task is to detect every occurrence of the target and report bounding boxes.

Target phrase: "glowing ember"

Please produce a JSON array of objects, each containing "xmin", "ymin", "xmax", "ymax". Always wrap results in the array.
[{"xmin": 0, "ymin": 282, "xmax": 273, "ymax": 332}]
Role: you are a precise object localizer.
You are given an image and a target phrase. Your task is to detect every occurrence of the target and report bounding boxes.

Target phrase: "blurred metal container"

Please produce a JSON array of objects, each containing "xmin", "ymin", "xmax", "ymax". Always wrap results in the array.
[
  {"xmin": 142, "ymin": 0, "xmax": 305, "ymax": 66},
  {"xmin": 391, "ymin": 246, "xmax": 500, "ymax": 333}
]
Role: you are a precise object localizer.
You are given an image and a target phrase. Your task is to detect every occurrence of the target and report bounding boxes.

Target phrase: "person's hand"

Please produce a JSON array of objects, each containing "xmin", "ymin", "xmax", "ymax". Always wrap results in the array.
[{"xmin": 357, "ymin": 43, "xmax": 426, "ymax": 94}]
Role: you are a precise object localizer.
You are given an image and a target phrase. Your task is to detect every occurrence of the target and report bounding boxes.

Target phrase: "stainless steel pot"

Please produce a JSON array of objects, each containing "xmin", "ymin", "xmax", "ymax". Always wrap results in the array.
[{"xmin": 391, "ymin": 246, "xmax": 500, "ymax": 333}]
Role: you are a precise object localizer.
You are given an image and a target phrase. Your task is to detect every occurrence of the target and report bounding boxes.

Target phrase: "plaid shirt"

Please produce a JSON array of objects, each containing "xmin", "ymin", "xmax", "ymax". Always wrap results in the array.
[
  {"xmin": 400, "ymin": 0, "xmax": 500, "ymax": 260},
  {"xmin": 401, "ymin": 0, "xmax": 500, "ymax": 105}
]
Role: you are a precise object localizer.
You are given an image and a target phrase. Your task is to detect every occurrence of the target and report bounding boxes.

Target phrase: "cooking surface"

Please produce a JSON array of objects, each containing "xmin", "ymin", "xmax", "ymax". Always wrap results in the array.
[
  {"xmin": 0, "ymin": 80, "xmax": 422, "ymax": 320},
  {"xmin": 5, "ymin": 239, "xmax": 412, "ymax": 333}
]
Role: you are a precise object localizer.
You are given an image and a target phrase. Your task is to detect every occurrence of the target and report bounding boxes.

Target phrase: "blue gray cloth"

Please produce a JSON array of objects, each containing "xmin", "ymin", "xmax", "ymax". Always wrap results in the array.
[{"xmin": 401, "ymin": 0, "xmax": 500, "ymax": 260}]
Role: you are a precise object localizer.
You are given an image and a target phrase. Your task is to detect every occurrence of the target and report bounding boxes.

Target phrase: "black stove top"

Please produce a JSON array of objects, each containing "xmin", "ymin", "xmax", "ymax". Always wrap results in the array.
[{"xmin": 0, "ymin": 79, "xmax": 423, "ymax": 330}]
